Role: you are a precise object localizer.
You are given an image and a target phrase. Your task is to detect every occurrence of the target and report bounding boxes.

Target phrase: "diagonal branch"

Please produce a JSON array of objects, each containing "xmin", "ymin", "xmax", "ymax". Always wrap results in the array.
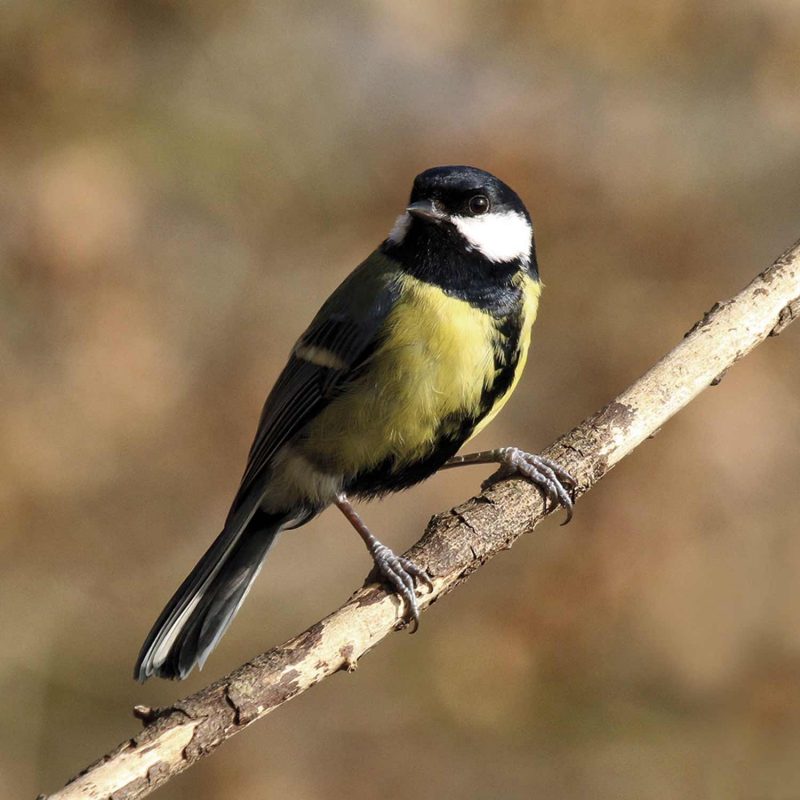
[{"xmin": 43, "ymin": 239, "xmax": 800, "ymax": 800}]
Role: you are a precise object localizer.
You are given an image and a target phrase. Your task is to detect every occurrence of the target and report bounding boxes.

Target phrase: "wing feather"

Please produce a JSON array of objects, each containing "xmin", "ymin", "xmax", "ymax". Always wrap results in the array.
[{"xmin": 227, "ymin": 253, "xmax": 401, "ymax": 516}]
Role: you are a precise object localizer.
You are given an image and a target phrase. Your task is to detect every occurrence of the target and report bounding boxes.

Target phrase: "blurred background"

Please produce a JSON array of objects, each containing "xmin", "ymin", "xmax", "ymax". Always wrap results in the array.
[{"xmin": 2, "ymin": 1, "xmax": 800, "ymax": 798}]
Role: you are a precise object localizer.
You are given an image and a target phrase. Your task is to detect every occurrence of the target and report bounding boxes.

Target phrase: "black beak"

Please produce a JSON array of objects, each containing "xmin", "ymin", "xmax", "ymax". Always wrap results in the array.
[{"xmin": 407, "ymin": 199, "xmax": 447, "ymax": 223}]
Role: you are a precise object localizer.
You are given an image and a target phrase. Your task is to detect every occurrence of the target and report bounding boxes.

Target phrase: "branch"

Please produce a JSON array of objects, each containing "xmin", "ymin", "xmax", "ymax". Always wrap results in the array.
[{"xmin": 43, "ymin": 240, "xmax": 800, "ymax": 800}]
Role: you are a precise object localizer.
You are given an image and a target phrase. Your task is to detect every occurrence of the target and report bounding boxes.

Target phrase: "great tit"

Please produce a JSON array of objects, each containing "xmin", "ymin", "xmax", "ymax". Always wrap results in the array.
[{"xmin": 134, "ymin": 165, "xmax": 575, "ymax": 681}]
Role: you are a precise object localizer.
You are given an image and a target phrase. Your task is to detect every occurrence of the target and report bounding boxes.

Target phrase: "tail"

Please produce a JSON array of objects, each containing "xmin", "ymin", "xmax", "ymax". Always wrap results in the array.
[{"xmin": 134, "ymin": 510, "xmax": 286, "ymax": 681}]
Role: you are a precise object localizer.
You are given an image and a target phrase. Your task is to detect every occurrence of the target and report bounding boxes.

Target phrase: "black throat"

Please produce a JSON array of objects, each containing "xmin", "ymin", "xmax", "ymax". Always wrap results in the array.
[{"xmin": 381, "ymin": 221, "xmax": 537, "ymax": 316}]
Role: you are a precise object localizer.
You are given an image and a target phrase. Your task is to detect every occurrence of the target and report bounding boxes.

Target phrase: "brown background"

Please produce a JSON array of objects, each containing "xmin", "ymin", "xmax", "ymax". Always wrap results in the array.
[{"xmin": 3, "ymin": 2, "xmax": 800, "ymax": 798}]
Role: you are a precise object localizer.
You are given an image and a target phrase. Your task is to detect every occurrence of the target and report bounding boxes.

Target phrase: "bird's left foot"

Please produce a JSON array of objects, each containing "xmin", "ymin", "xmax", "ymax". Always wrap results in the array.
[
  {"xmin": 483, "ymin": 447, "xmax": 576, "ymax": 523},
  {"xmin": 444, "ymin": 447, "xmax": 577, "ymax": 524}
]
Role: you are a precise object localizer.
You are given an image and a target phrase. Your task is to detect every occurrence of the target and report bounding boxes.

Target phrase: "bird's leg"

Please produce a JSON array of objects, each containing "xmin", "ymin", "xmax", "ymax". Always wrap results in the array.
[
  {"xmin": 442, "ymin": 447, "xmax": 577, "ymax": 524},
  {"xmin": 335, "ymin": 493, "xmax": 433, "ymax": 632}
]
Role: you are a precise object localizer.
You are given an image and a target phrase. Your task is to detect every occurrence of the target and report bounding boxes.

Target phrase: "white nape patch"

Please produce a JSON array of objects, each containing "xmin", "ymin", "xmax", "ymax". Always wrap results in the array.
[
  {"xmin": 294, "ymin": 344, "xmax": 347, "ymax": 370},
  {"xmin": 451, "ymin": 211, "xmax": 532, "ymax": 264},
  {"xmin": 387, "ymin": 212, "xmax": 411, "ymax": 244}
]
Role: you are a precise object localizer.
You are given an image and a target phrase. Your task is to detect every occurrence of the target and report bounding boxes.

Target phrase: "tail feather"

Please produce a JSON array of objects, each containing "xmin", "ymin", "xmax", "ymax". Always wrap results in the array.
[{"xmin": 134, "ymin": 510, "xmax": 285, "ymax": 681}]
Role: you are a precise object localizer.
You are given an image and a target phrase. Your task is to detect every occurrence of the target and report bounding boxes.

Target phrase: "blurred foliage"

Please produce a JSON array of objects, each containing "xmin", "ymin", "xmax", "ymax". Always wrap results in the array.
[{"xmin": 2, "ymin": 1, "xmax": 800, "ymax": 798}]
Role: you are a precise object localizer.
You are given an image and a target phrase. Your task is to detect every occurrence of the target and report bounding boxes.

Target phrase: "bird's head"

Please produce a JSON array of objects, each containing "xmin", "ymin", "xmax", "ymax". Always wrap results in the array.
[{"xmin": 385, "ymin": 165, "xmax": 536, "ymax": 275}]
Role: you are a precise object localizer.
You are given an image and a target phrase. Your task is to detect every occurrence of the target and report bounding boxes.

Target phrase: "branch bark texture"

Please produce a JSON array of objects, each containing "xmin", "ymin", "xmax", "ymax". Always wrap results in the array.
[{"xmin": 45, "ymin": 239, "xmax": 800, "ymax": 800}]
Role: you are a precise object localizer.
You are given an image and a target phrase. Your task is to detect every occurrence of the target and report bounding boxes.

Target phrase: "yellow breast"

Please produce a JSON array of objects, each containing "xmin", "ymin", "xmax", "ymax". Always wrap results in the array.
[{"xmin": 302, "ymin": 273, "xmax": 540, "ymax": 476}]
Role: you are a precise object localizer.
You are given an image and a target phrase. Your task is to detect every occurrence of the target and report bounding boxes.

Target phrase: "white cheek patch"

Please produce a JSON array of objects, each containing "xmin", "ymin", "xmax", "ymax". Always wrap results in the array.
[
  {"xmin": 387, "ymin": 212, "xmax": 411, "ymax": 244},
  {"xmin": 451, "ymin": 211, "xmax": 532, "ymax": 264}
]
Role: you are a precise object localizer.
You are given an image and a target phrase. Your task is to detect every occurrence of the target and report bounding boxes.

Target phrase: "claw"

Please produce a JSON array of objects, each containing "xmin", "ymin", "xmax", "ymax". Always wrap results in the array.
[
  {"xmin": 401, "ymin": 557, "xmax": 434, "ymax": 593},
  {"xmin": 443, "ymin": 447, "xmax": 577, "ymax": 523},
  {"xmin": 336, "ymin": 494, "xmax": 434, "ymax": 631},
  {"xmin": 497, "ymin": 447, "xmax": 576, "ymax": 524},
  {"xmin": 370, "ymin": 544, "xmax": 431, "ymax": 632}
]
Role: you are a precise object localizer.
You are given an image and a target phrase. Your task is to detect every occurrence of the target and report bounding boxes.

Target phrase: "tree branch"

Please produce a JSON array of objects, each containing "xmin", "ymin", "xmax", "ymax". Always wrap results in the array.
[{"xmin": 43, "ymin": 239, "xmax": 800, "ymax": 800}]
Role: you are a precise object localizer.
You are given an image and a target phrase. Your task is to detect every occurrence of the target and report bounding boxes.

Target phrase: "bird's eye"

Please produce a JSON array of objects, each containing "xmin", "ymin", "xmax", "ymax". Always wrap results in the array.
[{"xmin": 468, "ymin": 194, "xmax": 490, "ymax": 215}]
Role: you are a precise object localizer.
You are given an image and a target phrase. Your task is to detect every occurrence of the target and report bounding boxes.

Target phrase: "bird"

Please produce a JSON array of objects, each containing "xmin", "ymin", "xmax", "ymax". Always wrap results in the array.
[{"xmin": 134, "ymin": 165, "xmax": 575, "ymax": 682}]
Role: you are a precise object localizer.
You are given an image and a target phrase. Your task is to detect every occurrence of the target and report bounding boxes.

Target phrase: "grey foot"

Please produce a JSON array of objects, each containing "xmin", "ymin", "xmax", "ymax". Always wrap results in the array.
[
  {"xmin": 370, "ymin": 543, "xmax": 433, "ymax": 632},
  {"xmin": 483, "ymin": 447, "xmax": 577, "ymax": 524}
]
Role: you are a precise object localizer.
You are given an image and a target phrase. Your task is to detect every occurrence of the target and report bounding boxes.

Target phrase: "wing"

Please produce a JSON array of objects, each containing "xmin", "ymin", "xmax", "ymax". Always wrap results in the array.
[{"xmin": 226, "ymin": 251, "xmax": 401, "ymax": 520}]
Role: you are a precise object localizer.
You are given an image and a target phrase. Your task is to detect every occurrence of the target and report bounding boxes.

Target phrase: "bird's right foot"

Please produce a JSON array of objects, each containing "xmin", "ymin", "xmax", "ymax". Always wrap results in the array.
[
  {"xmin": 335, "ymin": 492, "xmax": 433, "ymax": 631},
  {"xmin": 368, "ymin": 542, "xmax": 433, "ymax": 632}
]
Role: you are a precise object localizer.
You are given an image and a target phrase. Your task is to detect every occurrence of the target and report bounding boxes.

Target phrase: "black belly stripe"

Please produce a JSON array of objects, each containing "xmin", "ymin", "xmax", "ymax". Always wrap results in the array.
[
  {"xmin": 345, "ymin": 425, "xmax": 468, "ymax": 498},
  {"xmin": 484, "ymin": 306, "xmax": 523, "ymax": 403}
]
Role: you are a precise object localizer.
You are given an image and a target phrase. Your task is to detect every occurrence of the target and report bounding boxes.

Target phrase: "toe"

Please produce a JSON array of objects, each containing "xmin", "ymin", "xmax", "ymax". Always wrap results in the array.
[
  {"xmin": 398, "ymin": 557, "xmax": 433, "ymax": 592},
  {"xmin": 502, "ymin": 451, "xmax": 576, "ymax": 524},
  {"xmin": 371, "ymin": 546, "xmax": 426, "ymax": 630}
]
